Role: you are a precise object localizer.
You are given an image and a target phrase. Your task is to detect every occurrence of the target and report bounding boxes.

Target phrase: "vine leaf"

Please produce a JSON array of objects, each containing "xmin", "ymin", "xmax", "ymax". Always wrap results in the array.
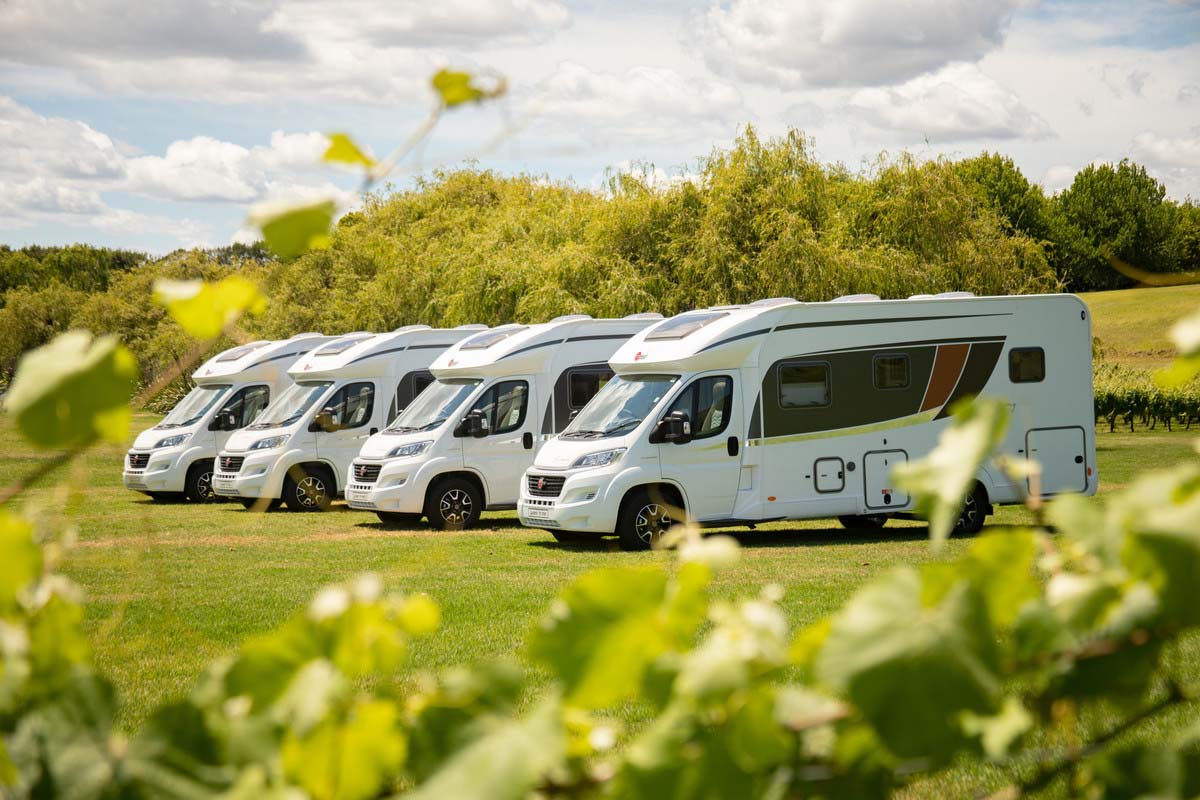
[
  {"xmin": 0, "ymin": 512, "xmax": 41, "ymax": 613},
  {"xmin": 323, "ymin": 134, "xmax": 375, "ymax": 169},
  {"xmin": 248, "ymin": 198, "xmax": 338, "ymax": 260},
  {"xmin": 893, "ymin": 397, "xmax": 1010, "ymax": 549},
  {"xmin": 3, "ymin": 331, "xmax": 137, "ymax": 449},
  {"xmin": 153, "ymin": 277, "xmax": 266, "ymax": 340},
  {"xmin": 431, "ymin": 69, "xmax": 506, "ymax": 108},
  {"xmin": 282, "ymin": 699, "xmax": 405, "ymax": 800}
]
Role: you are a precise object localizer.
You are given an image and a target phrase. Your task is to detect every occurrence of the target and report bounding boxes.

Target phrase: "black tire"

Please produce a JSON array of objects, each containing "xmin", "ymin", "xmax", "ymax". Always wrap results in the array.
[
  {"xmin": 376, "ymin": 511, "xmax": 421, "ymax": 526},
  {"xmin": 282, "ymin": 466, "xmax": 333, "ymax": 512},
  {"xmin": 425, "ymin": 477, "xmax": 483, "ymax": 530},
  {"xmin": 838, "ymin": 514, "xmax": 889, "ymax": 530},
  {"xmin": 184, "ymin": 461, "xmax": 218, "ymax": 503},
  {"xmin": 953, "ymin": 482, "xmax": 989, "ymax": 535},
  {"xmin": 617, "ymin": 488, "xmax": 676, "ymax": 551}
]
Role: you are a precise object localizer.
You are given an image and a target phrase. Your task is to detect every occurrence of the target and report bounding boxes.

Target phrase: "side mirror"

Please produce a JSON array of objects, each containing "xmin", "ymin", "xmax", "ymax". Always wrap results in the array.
[
  {"xmin": 454, "ymin": 409, "xmax": 489, "ymax": 438},
  {"xmin": 650, "ymin": 411, "xmax": 692, "ymax": 445},
  {"xmin": 209, "ymin": 412, "xmax": 238, "ymax": 431},
  {"xmin": 308, "ymin": 411, "xmax": 335, "ymax": 433}
]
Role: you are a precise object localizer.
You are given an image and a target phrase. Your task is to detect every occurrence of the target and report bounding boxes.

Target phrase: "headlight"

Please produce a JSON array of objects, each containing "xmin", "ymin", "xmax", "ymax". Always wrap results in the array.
[
  {"xmin": 571, "ymin": 448, "xmax": 626, "ymax": 469},
  {"xmin": 250, "ymin": 435, "xmax": 291, "ymax": 451},
  {"xmin": 154, "ymin": 433, "xmax": 190, "ymax": 448},
  {"xmin": 387, "ymin": 440, "xmax": 433, "ymax": 459}
]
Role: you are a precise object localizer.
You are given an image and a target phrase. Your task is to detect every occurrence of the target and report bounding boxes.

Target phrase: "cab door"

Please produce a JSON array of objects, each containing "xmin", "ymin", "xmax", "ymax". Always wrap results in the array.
[
  {"xmin": 314, "ymin": 381, "xmax": 379, "ymax": 490},
  {"xmin": 212, "ymin": 384, "xmax": 271, "ymax": 451},
  {"xmin": 657, "ymin": 374, "xmax": 742, "ymax": 521},
  {"xmin": 460, "ymin": 378, "xmax": 536, "ymax": 506}
]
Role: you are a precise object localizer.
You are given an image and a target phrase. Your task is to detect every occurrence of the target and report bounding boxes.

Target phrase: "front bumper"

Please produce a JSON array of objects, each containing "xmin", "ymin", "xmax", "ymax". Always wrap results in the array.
[
  {"xmin": 343, "ymin": 456, "xmax": 447, "ymax": 514},
  {"xmin": 122, "ymin": 447, "xmax": 195, "ymax": 493},
  {"xmin": 517, "ymin": 468, "xmax": 622, "ymax": 534},
  {"xmin": 212, "ymin": 450, "xmax": 288, "ymax": 499}
]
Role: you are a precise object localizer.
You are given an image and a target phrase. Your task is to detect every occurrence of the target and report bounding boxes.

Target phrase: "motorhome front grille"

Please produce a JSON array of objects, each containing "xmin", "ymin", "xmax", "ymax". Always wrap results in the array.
[
  {"xmin": 527, "ymin": 474, "xmax": 565, "ymax": 497},
  {"xmin": 127, "ymin": 453, "xmax": 149, "ymax": 469},
  {"xmin": 352, "ymin": 463, "xmax": 381, "ymax": 483},
  {"xmin": 219, "ymin": 455, "xmax": 245, "ymax": 473}
]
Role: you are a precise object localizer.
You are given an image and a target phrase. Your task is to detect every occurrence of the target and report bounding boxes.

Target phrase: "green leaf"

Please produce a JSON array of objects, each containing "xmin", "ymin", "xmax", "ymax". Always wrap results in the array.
[
  {"xmin": 153, "ymin": 277, "xmax": 266, "ymax": 340},
  {"xmin": 959, "ymin": 697, "xmax": 1032, "ymax": 760},
  {"xmin": 816, "ymin": 568, "xmax": 1000, "ymax": 764},
  {"xmin": 323, "ymin": 133, "xmax": 375, "ymax": 168},
  {"xmin": 404, "ymin": 696, "xmax": 565, "ymax": 800},
  {"xmin": 3, "ymin": 331, "xmax": 137, "ymax": 449},
  {"xmin": 724, "ymin": 687, "xmax": 792, "ymax": 772},
  {"xmin": 0, "ymin": 512, "xmax": 41, "ymax": 614},
  {"xmin": 923, "ymin": 530, "xmax": 1039, "ymax": 628},
  {"xmin": 431, "ymin": 69, "xmax": 506, "ymax": 108},
  {"xmin": 398, "ymin": 593, "xmax": 441, "ymax": 637},
  {"xmin": 282, "ymin": 699, "xmax": 405, "ymax": 800},
  {"xmin": 893, "ymin": 397, "xmax": 1010, "ymax": 548},
  {"xmin": 248, "ymin": 198, "xmax": 337, "ymax": 260}
]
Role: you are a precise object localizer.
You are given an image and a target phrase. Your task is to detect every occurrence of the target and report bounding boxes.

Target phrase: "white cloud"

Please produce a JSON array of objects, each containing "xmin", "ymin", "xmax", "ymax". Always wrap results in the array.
[
  {"xmin": 1040, "ymin": 165, "xmax": 1078, "ymax": 194},
  {"xmin": 527, "ymin": 62, "xmax": 744, "ymax": 143},
  {"xmin": 693, "ymin": 0, "xmax": 1024, "ymax": 89},
  {"xmin": 846, "ymin": 64, "xmax": 1052, "ymax": 141},
  {"xmin": 1131, "ymin": 132, "xmax": 1200, "ymax": 169}
]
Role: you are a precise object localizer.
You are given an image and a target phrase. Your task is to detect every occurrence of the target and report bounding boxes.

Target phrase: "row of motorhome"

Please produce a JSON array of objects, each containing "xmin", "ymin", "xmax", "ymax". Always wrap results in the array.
[{"xmin": 124, "ymin": 293, "xmax": 1097, "ymax": 549}]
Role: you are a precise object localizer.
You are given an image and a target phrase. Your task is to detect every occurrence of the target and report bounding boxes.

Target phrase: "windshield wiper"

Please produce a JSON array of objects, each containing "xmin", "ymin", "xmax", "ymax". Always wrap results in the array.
[
  {"xmin": 562, "ymin": 429, "xmax": 605, "ymax": 439},
  {"xmin": 602, "ymin": 418, "xmax": 642, "ymax": 435},
  {"xmin": 386, "ymin": 426, "xmax": 418, "ymax": 434}
]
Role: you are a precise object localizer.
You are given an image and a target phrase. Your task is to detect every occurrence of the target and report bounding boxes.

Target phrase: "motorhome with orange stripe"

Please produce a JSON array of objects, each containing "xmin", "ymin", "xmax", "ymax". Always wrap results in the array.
[{"xmin": 519, "ymin": 293, "xmax": 1097, "ymax": 550}]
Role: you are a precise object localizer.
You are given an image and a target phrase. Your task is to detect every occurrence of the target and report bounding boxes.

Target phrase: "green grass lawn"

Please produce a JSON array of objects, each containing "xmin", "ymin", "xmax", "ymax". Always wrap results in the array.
[{"xmin": 1080, "ymin": 283, "xmax": 1200, "ymax": 368}]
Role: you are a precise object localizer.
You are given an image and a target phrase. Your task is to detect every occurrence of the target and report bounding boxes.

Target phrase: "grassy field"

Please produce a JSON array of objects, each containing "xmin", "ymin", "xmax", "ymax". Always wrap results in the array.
[{"xmin": 1081, "ymin": 283, "xmax": 1200, "ymax": 368}]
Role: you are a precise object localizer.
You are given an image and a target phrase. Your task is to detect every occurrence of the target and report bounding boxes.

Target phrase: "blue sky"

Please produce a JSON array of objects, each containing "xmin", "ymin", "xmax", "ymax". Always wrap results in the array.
[{"xmin": 2, "ymin": 0, "xmax": 1198, "ymax": 253}]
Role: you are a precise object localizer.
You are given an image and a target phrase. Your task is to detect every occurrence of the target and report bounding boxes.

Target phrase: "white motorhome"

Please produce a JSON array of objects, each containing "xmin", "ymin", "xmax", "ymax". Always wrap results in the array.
[
  {"xmin": 519, "ymin": 293, "xmax": 1097, "ymax": 550},
  {"xmin": 211, "ymin": 325, "xmax": 482, "ymax": 510},
  {"xmin": 344, "ymin": 313, "xmax": 663, "ymax": 529},
  {"xmin": 123, "ymin": 334, "xmax": 334, "ymax": 502}
]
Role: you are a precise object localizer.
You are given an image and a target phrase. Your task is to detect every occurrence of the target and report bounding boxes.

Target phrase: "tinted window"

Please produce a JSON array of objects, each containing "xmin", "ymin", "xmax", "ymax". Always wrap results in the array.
[
  {"xmin": 1009, "ymin": 348, "xmax": 1045, "ymax": 383},
  {"xmin": 667, "ymin": 375, "xmax": 734, "ymax": 439},
  {"xmin": 779, "ymin": 363, "xmax": 830, "ymax": 408},
  {"xmin": 219, "ymin": 385, "xmax": 271, "ymax": 428},
  {"xmin": 873, "ymin": 354, "xmax": 910, "ymax": 390},
  {"xmin": 389, "ymin": 370, "xmax": 436, "ymax": 423},
  {"xmin": 323, "ymin": 382, "xmax": 376, "ymax": 430},
  {"xmin": 471, "ymin": 380, "xmax": 529, "ymax": 434},
  {"xmin": 569, "ymin": 368, "xmax": 614, "ymax": 409}
]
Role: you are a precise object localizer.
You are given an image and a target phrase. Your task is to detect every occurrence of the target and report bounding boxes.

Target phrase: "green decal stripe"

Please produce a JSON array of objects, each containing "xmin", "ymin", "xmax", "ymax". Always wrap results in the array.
[{"xmin": 746, "ymin": 409, "xmax": 940, "ymax": 447}]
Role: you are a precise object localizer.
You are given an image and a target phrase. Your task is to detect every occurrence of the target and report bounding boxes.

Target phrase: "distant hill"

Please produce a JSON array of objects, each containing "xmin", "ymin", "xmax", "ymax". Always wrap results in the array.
[{"xmin": 1082, "ymin": 284, "xmax": 1200, "ymax": 368}]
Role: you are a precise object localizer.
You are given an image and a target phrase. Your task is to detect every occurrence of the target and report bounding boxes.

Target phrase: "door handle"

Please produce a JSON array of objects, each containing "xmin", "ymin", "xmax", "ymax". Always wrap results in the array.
[
  {"xmin": 727, "ymin": 436, "xmax": 739, "ymax": 457},
  {"xmin": 522, "ymin": 432, "xmax": 534, "ymax": 450}
]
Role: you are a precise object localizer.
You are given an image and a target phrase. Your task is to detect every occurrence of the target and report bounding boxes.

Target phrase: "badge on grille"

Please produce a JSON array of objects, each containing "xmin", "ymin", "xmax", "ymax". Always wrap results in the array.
[{"xmin": 536, "ymin": 476, "xmax": 545, "ymax": 490}]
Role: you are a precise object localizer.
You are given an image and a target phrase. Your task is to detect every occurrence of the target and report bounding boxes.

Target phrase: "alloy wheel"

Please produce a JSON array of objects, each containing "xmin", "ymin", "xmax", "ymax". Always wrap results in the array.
[
  {"xmin": 634, "ymin": 503, "xmax": 672, "ymax": 544},
  {"xmin": 439, "ymin": 488, "xmax": 473, "ymax": 525}
]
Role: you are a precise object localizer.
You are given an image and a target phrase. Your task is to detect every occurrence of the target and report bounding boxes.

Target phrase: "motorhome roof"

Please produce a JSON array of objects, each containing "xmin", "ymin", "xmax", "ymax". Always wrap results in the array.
[
  {"xmin": 192, "ymin": 336, "xmax": 335, "ymax": 383},
  {"xmin": 287, "ymin": 325, "xmax": 477, "ymax": 380}
]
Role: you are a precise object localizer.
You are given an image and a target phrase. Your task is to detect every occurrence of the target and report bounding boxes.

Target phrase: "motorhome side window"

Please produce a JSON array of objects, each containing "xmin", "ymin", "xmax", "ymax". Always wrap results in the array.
[
  {"xmin": 873, "ymin": 354, "xmax": 910, "ymax": 390},
  {"xmin": 666, "ymin": 375, "xmax": 733, "ymax": 439},
  {"xmin": 219, "ymin": 385, "xmax": 270, "ymax": 427},
  {"xmin": 1009, "ymin": 348, "xmax": 1045, "ymax": 383},
  {"xmin": 472, "ymin": 380, "xmax": 529, "ymax": 434},
  {"xmin": 389, "ymin": 370, "xmax": 436, "ymax": 423},
  {"xmin": 324, "ymin": 382, "xmax": 376, "ymax": 430},
  {"xmin": 568, "ymin": 369, "xmax": 614, "ymax": 409},
  {"xmin": 778, "ymin": 362, "xmax": 830, "ymax": 408}
]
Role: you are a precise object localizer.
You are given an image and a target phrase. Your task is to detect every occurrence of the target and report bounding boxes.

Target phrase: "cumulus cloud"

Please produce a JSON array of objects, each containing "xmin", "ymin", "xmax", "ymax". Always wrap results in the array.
[
  {"xmin": 693, "ymin": 0, "xmax": 1023, "ymax": 89},
  {"xmin": 527, "ymin": 62, "xmax": 744, "ymax": 143},
  {"xmin": 1131, "ymin": 132, "xmax": 1200, "ymax": 169},
  {"xmin": 846, "ymin": 63, "xmax": 1052, "ymax": 141}
]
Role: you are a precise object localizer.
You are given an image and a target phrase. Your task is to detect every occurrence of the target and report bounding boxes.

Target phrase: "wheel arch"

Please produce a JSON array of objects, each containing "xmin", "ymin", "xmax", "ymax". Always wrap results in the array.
[
  {"xmin": 619, "ymin": 482, "xmax": 687, "ymax": 521},
  {"xmin": 425, "ymin": 470, "xmax": 488, "ymax": 509}
]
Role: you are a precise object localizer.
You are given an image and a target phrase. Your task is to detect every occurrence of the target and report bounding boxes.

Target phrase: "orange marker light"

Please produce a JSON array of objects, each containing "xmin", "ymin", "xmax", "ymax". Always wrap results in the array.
[{"xmin": 767, "ymin": 496, "xmax": 776, "ymax": 502}]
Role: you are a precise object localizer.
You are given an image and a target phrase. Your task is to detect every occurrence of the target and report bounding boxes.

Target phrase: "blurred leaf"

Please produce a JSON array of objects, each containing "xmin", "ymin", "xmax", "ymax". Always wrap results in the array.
[
  {"xmin": 4, "ymin": 331, "xmax": 137, "ymax": 449},
  {"xmin": 431, "ymin": 69, "xmax": 506, "ymax": 108},
  {"xmin": 323, "ymin": 133, "xmax": 375, "ymax": 168},
  {"xmin": 1155, "ymin": 309, "xmax": 1200, "ymax": 386},
  {"xmin": 0, "ymin": 512, "xmax": 41, "ymax": 614},
  {"xmin": 398, "ymin": 593, "xmax": 441, "ymax": 637},
  {"xmin": 405, "ymin": 696, "xmax": 565, "ymax": 800},
  {"xmin": 282, "ymin": 699, "xmax": 405, "ymax": 800},
  {"xmin": 960, "ymin": 697, "xmax": 1032, "ymax": 760},
  {"xmin": 816, "ymin": 568, "xmax": 1000, "ymax": 764},
  {"xmin": 893, "ymin": 397, "xmax": 1010, "ymax": 549},
  {"xmin": 153, "ymin": 276, "xmax": 266, "ymax": 340},
  {"xmin": 922, "ymin": 530, "xmax": 1039, "ymax": 627},
  {"xmin": 724, "ymin": 687, "xmax": 792, "ymax": 772},
  {"xmin": 249, "ymin": 199, "xmax": 337, "ymax": 260}
]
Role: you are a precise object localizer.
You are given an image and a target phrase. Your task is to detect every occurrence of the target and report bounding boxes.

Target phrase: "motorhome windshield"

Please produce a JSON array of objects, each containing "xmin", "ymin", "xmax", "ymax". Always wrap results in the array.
[
  {"xmin": 156, "ymin": 384, "xmax": 232, "ymax": 428},
  {"xmin": 246, "ymin": 381, "xmax": 332, "ymax": 429},
  {"xmin": 561, "ymin": 374, "xmax": 679, "ymax": 439},
  {"xmin": 385, "ymin": 379, "xmax": 482, "ymax": 433}
]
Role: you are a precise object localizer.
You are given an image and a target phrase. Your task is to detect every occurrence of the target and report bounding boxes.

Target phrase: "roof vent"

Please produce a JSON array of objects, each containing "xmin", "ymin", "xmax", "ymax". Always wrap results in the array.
[
  {"xmin": 623, "ymin": 312, "xmax": 665, "ymax": 320},
  {"xmin": 708, "ymin": 304, "xmax": 742, "ymax": 310},
  {"xmin": 453, "ymin": 324, "xmax": 489, "ymax": 330},
  {"xmin": 749, "ymin": 297, "xmax": 797, "ymax": 307},
  {"xmin": 548, "ymin": 314, "xmax": 592, "ymax": 323},
  {"xmin": 288, "ymin": 332, "xmax": 325, "ymax": 339},
  {"xmin": 933, "ymin": 291, "xmax": 975, "ymax": 299},
  {"xmin": 907, "ymin": 294, "xmax": 935, "ymax": 301},
  {"xmin": 830, "ymin": 294, "xmax": 881, "ymax": 303},
  {"xmin": 391, "ymin": 324, "xmax": 432, "ymax": 333}
]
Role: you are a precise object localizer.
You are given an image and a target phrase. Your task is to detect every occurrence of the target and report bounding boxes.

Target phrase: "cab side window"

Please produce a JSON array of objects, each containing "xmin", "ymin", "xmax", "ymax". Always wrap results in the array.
[
  {"xmin": 218, "ymin": 385, "xmax": 270, "ymax": 428},
  {"xmin": 389, "ymin": 370, "xmax": 435, "ymax": 423},
  {"xmin": 471, "ymin": 380, "xmax": 529, "ymax": 435},
  {"xmin": 324, "ymin": 382, "xmax": 376, "ymax": 430},
  {"xmin": 568, "ymin": 368, "xmax": 614, "ymax": 410},
  {"xmin": 666, "ymin": 375, "xmax": 733, "ymax": 439}
]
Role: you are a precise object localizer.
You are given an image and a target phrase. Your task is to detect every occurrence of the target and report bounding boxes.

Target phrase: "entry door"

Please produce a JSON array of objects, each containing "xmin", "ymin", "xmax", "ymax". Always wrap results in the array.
[
  {"xmin": 315, "ymin": 381, "xmax": 379, "ymax": 487},
  {"xmin": 461, "ymin": 379, "xmax": 537, "ymax": 506},
  {"xmin": 864, "ymin": 450, "xmax": 909, "ymax": 510},
  {"xmin": 1026, "ymin": 427, "xmax": 1087, "ymax": 495},
  {"xmin": 658, "ymin": 374, "xmax": 742, "ymax": 521}
]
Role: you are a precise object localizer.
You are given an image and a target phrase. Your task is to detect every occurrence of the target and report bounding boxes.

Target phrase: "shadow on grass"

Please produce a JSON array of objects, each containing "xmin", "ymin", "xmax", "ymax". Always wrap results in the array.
[{"xmin": 526, "ymin": 524, "xmax": 965, "ymax": 553}]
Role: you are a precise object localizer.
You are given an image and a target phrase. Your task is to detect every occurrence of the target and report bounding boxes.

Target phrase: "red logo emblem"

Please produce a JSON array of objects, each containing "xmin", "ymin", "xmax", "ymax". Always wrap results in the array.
[
  {"xmin": 303, "ymin": 363, "xmax": 311, "ymax": 370},
  {"xmin": 448, "ymin": 358, "xmax": 457, "ymax": 367},
  {"xmin": 536, "ymin": 476, "xmax": 545, "ymax": 490},
  {"xmin": 634, "ymin": 351, "xmax": 647, "ymax": 361}
]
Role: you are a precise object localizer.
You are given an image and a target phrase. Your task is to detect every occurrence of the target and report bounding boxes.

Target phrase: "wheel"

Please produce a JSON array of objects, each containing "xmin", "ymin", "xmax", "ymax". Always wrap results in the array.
[
  {"xmin": 425, "ymin": 478, "xmax": 483, "ymax": 531},
  {"xmin": 617, "ymin": 488, "xmax": 676, "ymax": 551},
  {"xmin": 376, "ymin": 511, "xmax": 421, "ymax": 526},
  {"xmin": 184, "ymin": 461, "xmax": 218, "ymax": 503},
  {"xmin": 952, "ymin": 483, "xmax": 989, "ymax": 535},
  {"xmin": 283, "ymin": 466, "xmax": 333, "ymax": 511},
  {"xmin": 838, "ymin": 514, "xmax": 889, "ymax": 530}
]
